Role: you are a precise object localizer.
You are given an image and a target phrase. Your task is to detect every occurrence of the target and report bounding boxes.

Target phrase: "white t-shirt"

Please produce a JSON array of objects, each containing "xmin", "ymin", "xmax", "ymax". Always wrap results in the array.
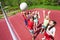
[
  {"xmin": 46, "ymin": 26, "xmax": 56, "ymax": 37},
  {"xmin": 43, "ymin": 19, "xmax": 49, "ymax": 26},
  {"xmin": 34, "ymin": 14, "xmax": 38, "ymax": 23}
]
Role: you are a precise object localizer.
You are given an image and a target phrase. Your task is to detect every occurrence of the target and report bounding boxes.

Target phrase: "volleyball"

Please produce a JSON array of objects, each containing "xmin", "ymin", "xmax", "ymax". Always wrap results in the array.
[{"xmin": 20, "ymin": 2, "xmax": 28, "ymax": 11}]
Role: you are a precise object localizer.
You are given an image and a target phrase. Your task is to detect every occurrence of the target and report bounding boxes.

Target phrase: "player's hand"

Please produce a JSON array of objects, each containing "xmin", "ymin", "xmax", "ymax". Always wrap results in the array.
[
  {"xmin": 43, "ymin": 10, "xmax": 45, "ymax": 13},
  {"xmin": 48, "ymin": 11, "xmax": 51, "ymax": 14}
]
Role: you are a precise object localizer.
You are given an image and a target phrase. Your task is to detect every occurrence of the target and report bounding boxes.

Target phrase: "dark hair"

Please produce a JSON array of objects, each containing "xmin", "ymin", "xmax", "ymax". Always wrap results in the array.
[
  {"xmin": 27, "ymin": 12, "xmax": 29, "ymax": 15},
  {"xmin": 30, "ymin": 16, "xmax": 34, "ymax": 20},
  {"xmin": 36, "ymin": 14, "xmax": 38, "ymax": 18},
  {"xmin": 49, "ymin": 20, "xmax": 56, "ymax": 30},
  {"xmin": 24, "ymin": 12, "xmax": 26, "ymax": 15},
  {"xmin": 52, "ymin": 20, "xmax": 56, "ymax": 25}
]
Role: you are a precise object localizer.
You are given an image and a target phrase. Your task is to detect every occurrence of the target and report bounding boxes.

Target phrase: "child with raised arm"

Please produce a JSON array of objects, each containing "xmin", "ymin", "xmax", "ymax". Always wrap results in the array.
[
  {"xmin": 42, "ymin": 20, "xmax": 56, "ymax": 40},
  {"xmin": 21, "ymin": 12, "xmax": 28, "ymax": 26},
  {"xmin": 28, "ymin": 17, "xmax": 34, "ymax": 35},
  {"xmin": 40, "ymin": 10, "xmax": 51, "ymax": 33},
  {"xmin": 33, "ymin": 11, "xmax": 40, "ymax": 32}
]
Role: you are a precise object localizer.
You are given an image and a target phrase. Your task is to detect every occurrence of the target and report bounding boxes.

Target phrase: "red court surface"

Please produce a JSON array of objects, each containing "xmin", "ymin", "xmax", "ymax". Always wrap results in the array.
[{"xmin": 0, "ymin": 8, "xmax": 60, "ymax": 40}]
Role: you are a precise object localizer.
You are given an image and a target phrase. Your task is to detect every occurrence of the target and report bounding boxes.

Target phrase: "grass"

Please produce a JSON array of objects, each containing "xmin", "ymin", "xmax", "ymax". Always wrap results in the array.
[
  {"xmin": 0, "ymin": 14, "xmax": 4, "ymax": 19},
  {"xmin": 0, "ymin": 5, "xmax": 60, "ymax": 19},
  {"xmin": 0, "ymin": 10, "xmax": 20, "ymax": 19},
  {"xmin": 28, "ymin": 5, "xmax": 60, "ymax": 10}
]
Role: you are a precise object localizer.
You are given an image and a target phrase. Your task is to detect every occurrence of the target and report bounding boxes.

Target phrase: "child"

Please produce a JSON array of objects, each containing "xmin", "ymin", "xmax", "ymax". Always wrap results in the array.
[
  {"xmin": 42, "ymin": 20, "xmax": 56, "ymax": 40},
  {"xmin": 34, "ymin": 11, "xmax": 40, "ymax": 31},
  {"xmin": 40, "ymin": 10, "xmax": 51, "ymax": 33},
  {"xmin": 26, "ymin": 12, "xmax": 30, "ymax": 20},
  {"xmin": 21, "ymin": 12, "xmax": 28, "ymax": 26},
  {"xmin": 28, "ymin": 17, "xmax": 34, "ymax": 35}
]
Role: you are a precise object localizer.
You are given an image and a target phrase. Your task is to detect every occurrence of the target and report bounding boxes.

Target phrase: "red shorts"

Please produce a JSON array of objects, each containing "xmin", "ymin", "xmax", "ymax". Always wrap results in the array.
[
  {"xmin": 44, "ymin": 32, "xmax": 54, "ymax": 40},
  {"xmin": 28, "ymin": 20, "xmax": 34, "ymax": 30}
]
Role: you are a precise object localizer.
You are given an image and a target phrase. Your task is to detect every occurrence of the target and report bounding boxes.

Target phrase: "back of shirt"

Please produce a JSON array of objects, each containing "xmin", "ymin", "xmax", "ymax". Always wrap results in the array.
[{"xmin": 46, "ymin": 26, "xmax": 56, "ymax": 37}]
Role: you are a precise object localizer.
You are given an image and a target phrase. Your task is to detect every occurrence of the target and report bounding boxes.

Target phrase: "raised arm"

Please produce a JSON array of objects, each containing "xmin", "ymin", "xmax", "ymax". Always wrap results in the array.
[
  {"xmin": 37, "ymin": 11, "xmax": 40, "ymax": 18},
  {"xmin": 43, "ymin": 10, "xmax": 45, "ymax": 18},
  {"xmin": 47, "ymin": 10, "xmax": 51, "ymax": 17}
]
